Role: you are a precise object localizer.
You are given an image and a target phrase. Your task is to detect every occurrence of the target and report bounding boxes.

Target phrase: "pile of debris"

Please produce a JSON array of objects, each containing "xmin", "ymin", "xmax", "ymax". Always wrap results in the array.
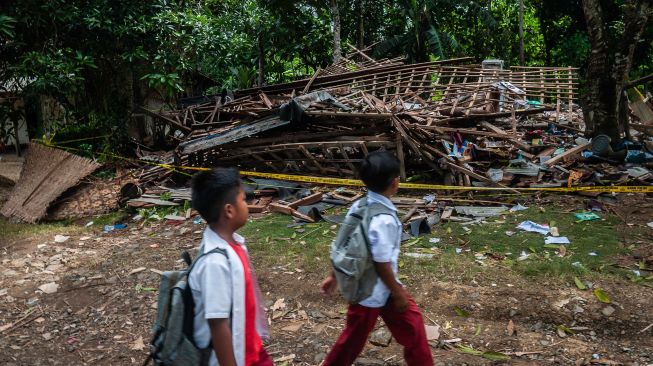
[
  {"xmin": 2, "ymin": 46, "xmax": 651, "ymax": 224},
  {"xmin": 139, "ymin": 46, "xmax": 652, "ymax": 190}
]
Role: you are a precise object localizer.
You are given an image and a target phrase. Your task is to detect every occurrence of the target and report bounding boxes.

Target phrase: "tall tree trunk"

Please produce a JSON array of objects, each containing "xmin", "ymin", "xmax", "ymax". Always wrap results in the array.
[
  {"xmin": 581, "ymin": 0, "xmax": 651, "ymax": 142},
  {"xmin": 518, "ymin": 0, "xmax": 525, "ymax": 65},
  {"xmin": 257, "ymin": 30, "xmax": 265, "ymax": 87},
  {"xmin": 330, "ymin": 0, "xmax": 342, "ymax": 63},
  {"xmin": 357, "ymin": 0, "xmax": 365, "ymax": 50}
]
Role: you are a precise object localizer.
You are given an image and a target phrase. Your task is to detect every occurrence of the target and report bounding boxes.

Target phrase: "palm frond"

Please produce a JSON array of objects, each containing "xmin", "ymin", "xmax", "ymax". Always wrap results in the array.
[
  {"xmin": 426, "ymin": 27, "xmax": 444, "ymax": 59},
  {"xmin": 372, "ymin": 33, "xmax": 413, "ymax": 58}
]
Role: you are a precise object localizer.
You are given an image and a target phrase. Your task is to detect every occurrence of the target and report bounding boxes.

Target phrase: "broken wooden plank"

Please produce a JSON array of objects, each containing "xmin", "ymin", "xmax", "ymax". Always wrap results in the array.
[
  {"xmin": 269, "ymin": 202, "xmax": 315, "ymax": 223},
  {"xmin": 288, "ymin": 192, "xmax": 324, "ymax": 209},
  {"xmin": 542, "ymin": 142, "xmax": 591, "ymax": 167}
]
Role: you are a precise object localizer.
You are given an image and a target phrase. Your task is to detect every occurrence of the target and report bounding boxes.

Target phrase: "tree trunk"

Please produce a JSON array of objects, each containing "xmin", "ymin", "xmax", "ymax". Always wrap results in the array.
[
  {"xmin": 357, "ymin": 0, "xmax": 365, "ymax": 50},
  {"xmin": 518, "ymin": 0, "xmax": 525, "ymax": 65},
  {"xmin": 581, "ymin": 0, "xmax": 651, "ymax": 142},
  {"xmin": 330, "ymin": 0, "xmax": 342, "ymax": 63},
  {"xmin": 257, "ymin": 30, "xmax": 265, "ymax": 87}
]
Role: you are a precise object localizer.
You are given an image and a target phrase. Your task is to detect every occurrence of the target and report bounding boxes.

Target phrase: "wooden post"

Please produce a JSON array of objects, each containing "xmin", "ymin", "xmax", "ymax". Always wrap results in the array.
[{"xmin": 396, "ymin": 133, "xmax": 407, "ymax": 182}]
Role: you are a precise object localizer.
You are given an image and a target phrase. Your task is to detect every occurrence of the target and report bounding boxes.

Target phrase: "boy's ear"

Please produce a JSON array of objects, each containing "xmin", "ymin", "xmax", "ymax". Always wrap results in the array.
[{"xmin": 223, "ymin": 203, "xmax": 234, "ymax": 219}]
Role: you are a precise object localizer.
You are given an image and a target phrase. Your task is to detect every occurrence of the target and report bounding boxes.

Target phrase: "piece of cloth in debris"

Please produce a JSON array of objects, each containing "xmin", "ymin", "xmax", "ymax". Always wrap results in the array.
[
  {"xmin": 249, "ymin": 178, "xmax": 302, "ymax": 200},
  {"xmin": 279, "ymin": 91, "xmax": 351, "ymax": 125},
  {"xmin": 516, "ymin": 221, "xmax": 550, "ymax": 235},
  {"xmin": 544, "ymin": 236, "xmax": 571, "ymax": 245}
]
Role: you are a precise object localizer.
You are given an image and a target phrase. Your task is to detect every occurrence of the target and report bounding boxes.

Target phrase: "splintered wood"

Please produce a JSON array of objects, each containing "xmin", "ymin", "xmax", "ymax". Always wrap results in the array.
[{"xmin": 140, "ymin": 45, "xmax": 588, "ymax": 190}]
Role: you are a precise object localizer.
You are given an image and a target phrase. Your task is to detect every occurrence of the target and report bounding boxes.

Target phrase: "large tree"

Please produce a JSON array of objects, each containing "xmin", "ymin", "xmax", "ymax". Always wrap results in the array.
[{"xmin": 581, "ymin": 0, "xmax": 652, "ymax": 141}]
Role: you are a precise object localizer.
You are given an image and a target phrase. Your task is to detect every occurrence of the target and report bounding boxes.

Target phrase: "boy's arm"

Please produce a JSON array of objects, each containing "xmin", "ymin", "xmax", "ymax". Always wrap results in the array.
[
  {"xmin": 374, "ymin": 262, "xmax": 408, "ymax": 312},
  {"xmin": 320, "ymin": 270, "xmax": 338, "ymax": 295},
  {"xmin": 208, "ymin": 318, "xmax": 237, "ymax": 366}
]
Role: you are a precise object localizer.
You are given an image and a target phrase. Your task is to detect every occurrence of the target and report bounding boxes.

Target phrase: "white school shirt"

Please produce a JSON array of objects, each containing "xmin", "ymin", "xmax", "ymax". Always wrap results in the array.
[
  {"xmin": 189, "ymin": 228, "xmax": 267, "ymax": 366},
  {"xmin": 349, "ymin": 191, "xmax": 402, "ymax": 308}
]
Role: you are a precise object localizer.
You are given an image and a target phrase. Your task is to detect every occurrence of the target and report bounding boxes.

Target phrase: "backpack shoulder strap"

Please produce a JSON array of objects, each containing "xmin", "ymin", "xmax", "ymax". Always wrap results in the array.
[
  {"xmin": 366, "ymin": 202, "xmax": 396, "ymax": 221},
  {"xmin": 187, "ymin": 246, "xmax": 228, "ymax": 274}
]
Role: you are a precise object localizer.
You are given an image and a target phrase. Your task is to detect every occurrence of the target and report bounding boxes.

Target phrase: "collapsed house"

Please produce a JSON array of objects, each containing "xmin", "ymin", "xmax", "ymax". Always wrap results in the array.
[{"xmin": 140, "ymin": 47, "xmax": 649, "ymax": 191}]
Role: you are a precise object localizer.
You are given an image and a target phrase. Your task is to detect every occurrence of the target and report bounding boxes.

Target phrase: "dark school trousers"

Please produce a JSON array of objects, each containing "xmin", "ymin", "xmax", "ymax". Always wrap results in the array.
[{"xmin": 322, "ymin": 296, "xmax": 433, "ymax": 366}]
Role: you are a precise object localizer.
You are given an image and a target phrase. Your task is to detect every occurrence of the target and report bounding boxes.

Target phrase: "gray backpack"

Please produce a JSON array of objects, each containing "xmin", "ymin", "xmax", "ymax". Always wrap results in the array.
[
  {"xmin": 144, "ymin": 247, "xmax": 227, "ymax": 366},
  {"xmin": 331, "ymin": 197, "xmax": 395, "ymax": 304}
]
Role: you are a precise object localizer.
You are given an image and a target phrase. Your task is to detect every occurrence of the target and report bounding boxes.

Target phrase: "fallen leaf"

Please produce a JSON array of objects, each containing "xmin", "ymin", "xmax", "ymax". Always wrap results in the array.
[
  {"xmin": 453, "ymin": 306, "xmax": 470, "ymax": 317},
  {"xmin": 131, "ymin": 336, "xmax": 145, "ymax": 350},
  {"xmin": 38, "ymin": 282, "xmax": 59, "ymax": 294},
  {"xmin": 457, "ymin": 345, "xmax": 482, "ymax": 356},
  {"xmin": 273, "ymin": 354, "xmax": 296, "ymax": 363},
  {"xmin": 54, "ymin": 235, "xmax": 70, "ymax": 243},
  {"xmin": 474, "ymin": 325, "xmax": 481, "ymax": 336},
  {"xmin": 558, "ymin": 245, "xmax": 566, "ymax": 257},
  {"xmin": 507, "ymin": 319, "xmax": 515, "ymax": 336},
  {"xmin": 482, "ymin": 351, "xmax": 511, "ymax": 361},
  {"xmin": 128, "ymin": 267, "xmax": 147, "ymax": 276},
  {"xmin": 557, "ymin": 324, "xmax": 575, "ymax": 335},
  {"xmin": 574, "ymin": 277, "xmax": 587, "ymax": 290},
  {"xmin": 593, "ymin": 288, "xmax": 611, "ymax": 303},
  {"xmin": 272, "ymin": 298, "xmax": 286, "ymax": 311},
  {"xmin": 281, "ymin": 322, "xmax": 303, "ymax": 332}
]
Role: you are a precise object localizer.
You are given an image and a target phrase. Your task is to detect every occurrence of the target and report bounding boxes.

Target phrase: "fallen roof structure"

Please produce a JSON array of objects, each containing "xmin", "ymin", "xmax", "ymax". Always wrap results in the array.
[{"xmin": 1, "ymin": 143, "xmax": 101, "ymax": 223}]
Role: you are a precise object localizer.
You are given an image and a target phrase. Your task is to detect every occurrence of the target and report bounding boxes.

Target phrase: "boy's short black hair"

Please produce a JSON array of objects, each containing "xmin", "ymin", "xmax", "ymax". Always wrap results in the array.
[
  {"xmin": 191, "ymin": 167, "xmax": 241, "ymax": 224},
  {"xmin": 359, "ymin": 150, "xmax": 400, "ymax": 193}
]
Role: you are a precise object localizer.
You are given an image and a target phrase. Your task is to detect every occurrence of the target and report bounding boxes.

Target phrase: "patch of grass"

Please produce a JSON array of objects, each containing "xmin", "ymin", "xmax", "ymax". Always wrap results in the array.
[
  {"xmin": 0, "ymin": 217, "xmax": 85, "ymax": 242},
  {"xmin": 423, "ymin": 207, "xmax": 627, "ymax": 280},
  {"xmin": 239, "ymin": 207, "xmax": 630, "ymax": 286},
  {"xmin": 91, "ymin": 210, "xmax": 130, "ymax": 227},
  {"xmin": 240, "ymin": 213, "xmax": 335, "ymax": 269}
]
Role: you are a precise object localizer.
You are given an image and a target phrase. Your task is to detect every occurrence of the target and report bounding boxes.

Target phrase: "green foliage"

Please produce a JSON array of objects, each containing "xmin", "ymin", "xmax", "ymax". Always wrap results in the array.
[{"xmin": 1, "ymin": 0, "xmax": 651, "ymax": 156}]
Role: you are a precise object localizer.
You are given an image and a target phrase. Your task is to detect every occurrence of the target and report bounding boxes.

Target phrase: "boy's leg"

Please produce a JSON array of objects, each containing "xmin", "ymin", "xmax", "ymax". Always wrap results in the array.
[
  {"xmin": 380, "ymin": 295, "xmax": 433, "ymax": 365},
  {"xmin": 322, "ymin": 304, "xmax": 381, "ymax": 366}
]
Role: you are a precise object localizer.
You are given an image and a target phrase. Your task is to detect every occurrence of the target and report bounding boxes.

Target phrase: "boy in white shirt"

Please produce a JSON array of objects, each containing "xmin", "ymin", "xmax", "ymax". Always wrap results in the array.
[
  {"xmin": 189, "ymin": 168, "xmax": 272, "ymax": 366},
  {"xmin": 320, "ymin": 151, "xmax": 433, "ymax": 365}
]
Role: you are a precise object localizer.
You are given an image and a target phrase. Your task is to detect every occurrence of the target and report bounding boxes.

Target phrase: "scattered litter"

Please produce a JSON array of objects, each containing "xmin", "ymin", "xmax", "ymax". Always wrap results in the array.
[
  {"xmin": 405, "ymin": 253, "xmax": 435, "ymax": 259},
  {"xmin": 455, "ymin": 248, "xmax": 463, "ymax": 254},
  {"xmin": 429, "ymin": 237, "xmax": 441, "ymax": 244},
  {"xmin": 103, "ymin": 224, "xmax": 127, "ymax": 233},
  {"xmin": 588, "ymin": 252, "xmax": 598, "ymax": 256},
  {"xmin": 164, "ymin": 214, "xmax": 186, "ymax": 221},
  {"xmin": 422, "ymin": 194, "xmax": 435, "ymax": 204},
  {"xmin": 425, "ymin": 324, "xmax": 441, "ymax": 341},
  {"xmin": 516, "ymin": 221, "xmax": 550, "ymax": 235},
  {"xmin": 54, "ymin": 235, "xmax": 70, "ymax": 243},
  {"xmin": 505, "ymin": 230, "xmax": 515, "ymax": 236},
  {"xmin": 85, "ymin": 221, "xmax": 94, "ymax": 227},
  {"xmin": 517, "ymin": 251, "xmax": 530, "ymax": 261},
  {"xmin": 575, "ymin": 212, "xmax": 600, "ymax": 221},
  {"xmin": 509, "ymin": 204, "xmax": 528, "ymax": 212},
  {"xmin": 193, "ymin": 216, "xmax": 203, "ymax": 225},
  {"xmin": 647, "ymin": 222, "xmax": 653, "ymax": 228},
  {"xmin": 544, "ymin": 236, "xmax": 570, "ymax": 245}
]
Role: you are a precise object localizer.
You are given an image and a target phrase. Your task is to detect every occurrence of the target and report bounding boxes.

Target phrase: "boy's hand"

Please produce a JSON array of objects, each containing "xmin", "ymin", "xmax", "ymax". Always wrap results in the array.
[
  {"xmin": 320, "ymin": 273, "xmax": 338, "ymax": 295},
  {"xmin": 391, "ymin": 288, "xmax": 409, "ymax": 313}
]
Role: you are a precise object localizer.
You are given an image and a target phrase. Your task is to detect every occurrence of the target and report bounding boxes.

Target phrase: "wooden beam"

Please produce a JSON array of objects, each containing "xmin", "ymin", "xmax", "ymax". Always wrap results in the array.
[
  {"xmin": 288, "ymin": 192, "xmax": 324, "ymax": 209},
  {"xmin": 269, "ymin": 202, "xmax": 315, "ymax": 222},
  {"xmin": 542, "ymin": 142, "xmax": 591, "ymax": 167}
]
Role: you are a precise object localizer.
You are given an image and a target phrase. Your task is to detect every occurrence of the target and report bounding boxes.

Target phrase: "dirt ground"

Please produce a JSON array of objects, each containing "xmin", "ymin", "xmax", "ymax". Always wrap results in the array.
[{"xmin": 1, "ymin": 190, "xmax": 652, "ymax": 365}]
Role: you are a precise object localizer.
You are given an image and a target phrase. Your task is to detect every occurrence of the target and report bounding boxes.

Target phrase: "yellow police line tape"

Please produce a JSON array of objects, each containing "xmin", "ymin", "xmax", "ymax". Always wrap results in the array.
[{"xmin": 38, "ymin": 140, "xmax": 652, "ymax": 194}]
